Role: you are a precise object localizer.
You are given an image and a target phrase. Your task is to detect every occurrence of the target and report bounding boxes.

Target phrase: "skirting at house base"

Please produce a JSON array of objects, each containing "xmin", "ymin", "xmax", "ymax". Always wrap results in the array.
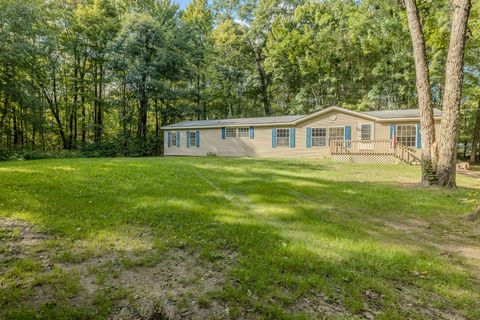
[{"xmin": 331, "ymin": 154, "xmax": 402, "ymax": 164}]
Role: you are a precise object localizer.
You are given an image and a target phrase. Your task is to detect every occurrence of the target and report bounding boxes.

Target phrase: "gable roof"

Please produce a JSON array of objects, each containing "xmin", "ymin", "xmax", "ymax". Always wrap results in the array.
[
  {"xmin": 362, "ymin": 108, "xmax": 442, "ymax": 119},
  {"xmin": 162, "ymin": 106, "xmax": 442, "ymax": 129},
  {"xmin": 163, "ymin": 115, "xmax": 304, "ymax": 129}
]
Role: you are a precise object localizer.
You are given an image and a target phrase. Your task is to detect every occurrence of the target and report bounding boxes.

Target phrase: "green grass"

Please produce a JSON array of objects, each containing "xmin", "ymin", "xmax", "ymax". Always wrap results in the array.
[{"xmin": 0, "ymin": 157, "xmax": 479, "ymax": 319}]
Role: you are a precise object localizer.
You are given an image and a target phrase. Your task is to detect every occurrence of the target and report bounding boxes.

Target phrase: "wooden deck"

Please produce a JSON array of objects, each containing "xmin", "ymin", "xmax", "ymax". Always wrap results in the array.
[{"xmin": 329, "ymin": 139, "xmax": 420, "ymax": 165}]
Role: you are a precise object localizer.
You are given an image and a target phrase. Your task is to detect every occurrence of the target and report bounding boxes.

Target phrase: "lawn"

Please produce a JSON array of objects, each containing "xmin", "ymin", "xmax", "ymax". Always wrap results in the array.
[{"xmin": 0, "ymin": 157, "xmax": 479, "ymax": 319}]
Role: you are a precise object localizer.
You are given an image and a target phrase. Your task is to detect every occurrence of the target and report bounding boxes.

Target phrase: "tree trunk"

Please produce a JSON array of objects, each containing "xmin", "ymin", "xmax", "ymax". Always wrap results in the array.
[
  {"xmin": 437, "ymin": 0, "xmax": 472, "ymax": 188},
  {"xmin": 0, "ymin": 92, "xmax": 9, "ymax": 146},
  {"xmin": 404, "ymin": 0, "xmax": 437, "ymax": 185},
  {"xmin": 155, "ymin": 98, "xmax": 160, "ymax": 154},
  {"xmin": 137, "ymin": 75, "xmax": 148, "ymax": 143},
  {"xmin": 48, "ymin": 75, "xmax": 68, "ymax": 149},
  {"xmin": 12, "ymin": 106, "xmax": 19, "ymax": 147},
  {"xmin": 253, "ymin": 47, "xmax": 271, "ymax": 116},
  {"xmin": 470, "ymin": 101, "xmax": 480, "ymax": 162},
  {"xmin": 93, "ymin": 63, "xmax": 103, "ymax": 145}
]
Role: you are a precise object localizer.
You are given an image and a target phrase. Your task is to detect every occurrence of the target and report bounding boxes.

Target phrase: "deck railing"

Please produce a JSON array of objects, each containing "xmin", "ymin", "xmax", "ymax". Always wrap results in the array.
[{"xmin": 329, "ymin": 139, "xmax": 420, "ymax": 164}]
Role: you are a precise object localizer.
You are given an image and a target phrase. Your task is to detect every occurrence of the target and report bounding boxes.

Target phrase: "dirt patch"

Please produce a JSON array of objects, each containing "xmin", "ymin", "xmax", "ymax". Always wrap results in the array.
[
  {"xmin": 372, "ymin": 216, "xmax": 480, "ymax": 279},
  {"xmin": 458, "ymin": 168, "xmax": 480, "ymax": 179},
  {"xmin": 0, "ymin": 218, "xmax": 236, "ymax": 319},
  {"xmin": 0, "ymin": 217, "xmax": 50, "ymax": 264},
  {"xmin": 465, "ymin": 208, "xmax": 480, "ymax": 222}
]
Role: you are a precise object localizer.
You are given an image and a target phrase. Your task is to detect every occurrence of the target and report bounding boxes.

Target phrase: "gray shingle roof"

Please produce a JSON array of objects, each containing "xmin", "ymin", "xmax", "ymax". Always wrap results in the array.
[
  {"xmin": 163, "ymin": 115, "xmax": 305, "ymax": 128},
  {"xmin": 162, "ymin": 107, "xmax": 442, "ymax": 129},
  {"xmin": 362, "ymin": 108, "xmax": 442, "ymax": 119}
]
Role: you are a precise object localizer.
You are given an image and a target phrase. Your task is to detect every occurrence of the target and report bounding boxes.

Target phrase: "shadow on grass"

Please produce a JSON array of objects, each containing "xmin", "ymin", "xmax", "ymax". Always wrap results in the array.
[{"xmin": 0, "ymin": 157, "xmax": 478, "ymax": 319}]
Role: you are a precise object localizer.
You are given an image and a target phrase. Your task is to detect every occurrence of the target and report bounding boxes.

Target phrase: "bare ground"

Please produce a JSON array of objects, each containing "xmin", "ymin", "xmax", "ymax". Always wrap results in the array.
[
  {"xmin": 0, "ymin": 217, "xmax": 236, "ymax": 319},
  {"xmin": 2, "ymin": 214, "xmax": 479, "ymax": 319}
]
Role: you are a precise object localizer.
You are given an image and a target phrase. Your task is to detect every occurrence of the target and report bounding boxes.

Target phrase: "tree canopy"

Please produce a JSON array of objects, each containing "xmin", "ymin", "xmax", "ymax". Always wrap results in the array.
[{"xmin": 0, "ymin": 0, "xmax": 478, "ymax": 158}]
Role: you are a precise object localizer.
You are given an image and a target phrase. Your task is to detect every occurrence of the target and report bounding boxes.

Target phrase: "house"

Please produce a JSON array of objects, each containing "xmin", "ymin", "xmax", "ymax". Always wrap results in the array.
[{"xmin": 161, "ymin": 106, "xmax": 442, "ymax": 164}]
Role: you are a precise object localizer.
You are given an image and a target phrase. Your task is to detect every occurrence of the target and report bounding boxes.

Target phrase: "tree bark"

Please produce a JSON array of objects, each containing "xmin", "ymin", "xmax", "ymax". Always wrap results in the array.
[
  {"xmin": 404, "ymin": 0, "xmax": 437, "ymax": 185},
  {"xmin": 437, "ymin": 0, "xmax": 472, "ymax": 188},
  {"xmin": 137, "ymin": 74, "xmax": 148, "ymax": 143},
  {"xmin": 470, "ymin": 100, "xmax": 480, "ymax": 162},
  {"xmin": 253, "ymin": 47, "xmax": 271, "ymax": 116}
]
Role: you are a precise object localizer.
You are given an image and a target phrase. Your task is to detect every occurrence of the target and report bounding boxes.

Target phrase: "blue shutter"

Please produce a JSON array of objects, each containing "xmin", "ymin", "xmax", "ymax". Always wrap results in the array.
[
  {"xmin": 167, "ymin": 132, "xmax": 171, "ymax": 147},
  {"xmin": 306, "ymin": 128, "xmax": 312, "ymax": 148},
  {"xmin": 249, "ymin": 126, "xmax": 254, "ymax": 139},
  {"xmin": 186, "ymin": 130, "xmax": 190, "ymax": 148},
  {"xmin": 290, "ymin": 128, "xmax": 295, "ymax": 148},
  {"xmin": 272, "ymin": 128, "xmax": 277, "ymax": 148},
  {"xmin": 390, "ymin": 124, "xmax": 396, "ymax": 141},
  {"xmin": 196, "ymin": 130, "xmax": 200, "ymax": 148},
  {"xmin": 176, "ymin": 131, "xmax": 180, "ymax": 147},
  {"xmin": 416, "ymin": 124, "xmax": 421, "ymax": 149},
  {"xmin": 221, "ymin": 127, "xmax": 226, "ymax": 139},
  {"xmin": 345, "ymin": 126, "xmax": 351, "ymax": 141},
  {"xmin": 345, "ymin": 126, "xmax": 351, "ymax": 148}
]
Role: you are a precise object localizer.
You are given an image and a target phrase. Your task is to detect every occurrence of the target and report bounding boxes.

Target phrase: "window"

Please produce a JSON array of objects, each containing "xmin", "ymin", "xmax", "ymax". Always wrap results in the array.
[
  {"xmin": 276, "ymin": 128, "xmax": 290, "ymax": 147},
  {"xmin": 171, "ymin": 131, "xmax": 177, "ymax": 147},
  {"xmin": 396, "ymin": 125, "xmax": 416, "ymax": 147},
  {"xmin": 360, "ymin": 124, "xmax": 372, "ymax": 141},
  {"xmin": 328, "ymin": 127, "xmax": 345, "ymax": 145},
  {"xmin": 237, "ymin": 127, "xmax": 249, "ymax": 138},
  {"xmin": 312, "ymin": 128, "xmax": 326, "ymax": 147},
  {"xmin": 189, "ymin": 131, "xmax": 196, "ymax": 147},
  {"xmin": 226, "ymin": 127, "xmax": 236, "ymax": 138}
]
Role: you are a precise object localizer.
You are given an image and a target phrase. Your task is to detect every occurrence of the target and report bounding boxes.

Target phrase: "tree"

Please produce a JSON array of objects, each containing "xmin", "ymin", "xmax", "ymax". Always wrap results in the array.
[
  {"xmin": 403, "ymin": 0, "xmax": 472, "ymax": 188},
  {"xmin": 182, "ymin": 0, "xmax": 213, "ymax": 119},
  {"xmin": 436, "ymin": 0, "xmax": 472, "ymax": 187},
  {"xmin": 404, "ymin": 0, "xmax": 438, "ymax": 185}
]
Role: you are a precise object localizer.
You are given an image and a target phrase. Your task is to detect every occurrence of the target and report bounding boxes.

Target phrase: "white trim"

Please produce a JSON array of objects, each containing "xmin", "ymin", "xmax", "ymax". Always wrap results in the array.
[
  {"xmin": 358, "ymin": 122, "xmax": 374, "ymax": 140},
  {"xmin": 295, "ymin": 106, "xmax": 378, "ymax": 123},
  {"xmin": 276, "ymin": 128, "xmax": 290, "ymax": 148},
  {"xmin": 328, "ymin": 126, "xmax": 346, "ymax": 141},
  {"xmin": 170, "ymin": 130, "xmax": 177, "ymax": 147},
  {"xmin": 225, "ymin": 127, "xmax": 237, "ymax": 138},
  {"xmin": 395, "ymin": 124, "xmax": 417, "ymax": 147},
  {"xmin": 237, "ymin": 127, "xmax": 250, "ymax": 138},
  {"xmin": 311, "ymin": 127, "xmax": 327, "ymax": 147}
]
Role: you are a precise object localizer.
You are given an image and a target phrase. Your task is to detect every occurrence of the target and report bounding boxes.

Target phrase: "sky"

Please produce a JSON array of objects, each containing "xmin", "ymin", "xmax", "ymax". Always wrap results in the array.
[{"xmin": 174, "ymin": 0, "xmax": 191, "ymax": 10}]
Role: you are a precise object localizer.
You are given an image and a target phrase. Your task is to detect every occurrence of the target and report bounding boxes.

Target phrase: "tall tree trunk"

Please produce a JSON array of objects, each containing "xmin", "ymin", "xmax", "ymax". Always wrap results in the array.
[
  {"xmin": 470, "ymin": 100, "xmax": 480, "ymax": 162},
  {"xmin": 80, "ymin": 58, "xmax": 87, "ymax": 145},
  {"xmin": 137, "ymin": 75, "xmax": 148, "ymax": 143},
  {"xmin": 253, "ymin": 47, "xmax": 271, "ymax": 116},
  {"xmin": 196, "ymin": 67, "xmax": 201, "ymax": 120},
  {"xmin": 155, "ymin": 98, "xmax": 160, "ymax": 154},
  {"xmin": 12, "ymin": 105, "xmax": 19, "ymax": 147},
  {"xmin": 404, "ymin": 0, "xmax": 437, "ymax": 185},
  {"xmin": 0, "ymin": 92, "xmax": 9, "ymax": 146},
  {"xmin": 70, "ymin": 60, "xmax": 79, "ymax": 150},
  {"xmin": 93, "ymin": 63, "xmax": 103, "ymax": 145},
  {"xmin": 48, "ymin": 75, "xmax": 68, "ymax": 149},
  {"xmin": 437, "ymin": 0, "xmax": 472, "ymax": 188}
]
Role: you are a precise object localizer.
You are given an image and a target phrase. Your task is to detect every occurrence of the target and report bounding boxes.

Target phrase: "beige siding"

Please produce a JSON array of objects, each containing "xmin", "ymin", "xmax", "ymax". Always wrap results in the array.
[{"xmin": 164, "ymin": 109, "xmax": 435, "ymax": 158}]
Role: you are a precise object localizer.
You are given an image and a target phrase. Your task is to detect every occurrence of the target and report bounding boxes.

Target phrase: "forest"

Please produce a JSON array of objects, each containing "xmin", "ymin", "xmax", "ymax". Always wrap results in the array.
[{"xmin": 0, "ymin": 0, "xmax": 479, "ymax": 158}]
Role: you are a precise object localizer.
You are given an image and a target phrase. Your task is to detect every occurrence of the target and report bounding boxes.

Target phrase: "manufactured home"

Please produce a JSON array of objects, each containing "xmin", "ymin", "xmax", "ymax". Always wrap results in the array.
[{"xmin": 161, "ymin": 106, "xmax": 442, "ymax": 164}]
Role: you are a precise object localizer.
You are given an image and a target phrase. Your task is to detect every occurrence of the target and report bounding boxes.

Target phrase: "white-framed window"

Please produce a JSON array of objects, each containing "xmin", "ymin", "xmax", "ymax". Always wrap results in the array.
[
  {"xmin": 396, "ymin": 124, "xmax": 416, "ymax": 147},
  {"xmin": 189, "ymin": 131, "xmax": 196, "ymax": 147},
  {"xmin": 312, "ymin": 128, "xmax": 326, "ymax": 147},
  {"xmin": 226, "ymin": 127, "xmax": 236, "ymax": 138},
  {"xmin": 360, "ymin": 123, "xmax": 373, "ymax": 141},
  {"xmin": 237, "ymin": 127, "xmax": 249, "ymax": 138},
  {"xmin": 276, "ymin": 128, "xmax": 290, "ymax": 147},
  {"xmin": 171, "ymin": 131, "xmax": 177, "ymax": 147},
  {"xmin": 328, "ymin": 127, "xmax": 345, "ymax": 145}
]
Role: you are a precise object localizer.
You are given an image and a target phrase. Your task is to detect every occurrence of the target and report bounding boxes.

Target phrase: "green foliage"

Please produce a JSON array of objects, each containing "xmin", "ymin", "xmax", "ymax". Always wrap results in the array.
[{"xmin": 0, "ymin": 0, "xmax": 479, "ymax": 156}]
